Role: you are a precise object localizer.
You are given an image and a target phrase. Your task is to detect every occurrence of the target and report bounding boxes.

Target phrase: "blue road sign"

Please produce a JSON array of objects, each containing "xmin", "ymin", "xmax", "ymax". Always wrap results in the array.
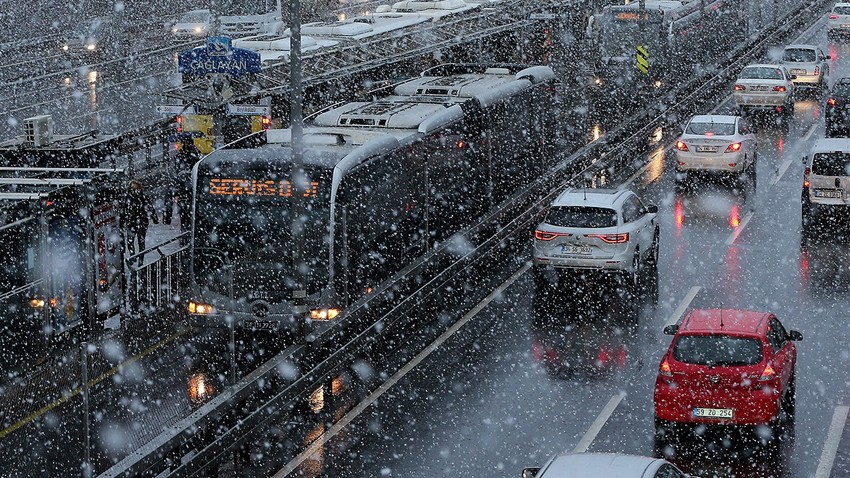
[{"xmin": 178, "ymin": 36, "xmax": 261, "ymax": 77}]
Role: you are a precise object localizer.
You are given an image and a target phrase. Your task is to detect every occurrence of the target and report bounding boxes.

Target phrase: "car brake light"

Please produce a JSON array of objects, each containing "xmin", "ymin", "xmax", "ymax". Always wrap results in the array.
[
  {"xmin": 675, "ymin": 140, "xmax": 688, "ymax": 151},
  {"xmin": 176, "ymin": 115, "xmax": 183, "ymax": 133},
  {"xmin": 759, "ymin": 364, "xmax": 775, "ymax": 381},
  {"xmin": 815, "ymin": 66, "xmax": 821, "ymax": 76},
  {"xmin": 535, "ymin": 230, "xmax": 569, "ymax": 241},
  {"xmin": 804, "ymin": 166, "xmax": 810, "ymax": 189},
  {"xmin": 828, "ymin": 97, "xmax": 836, "ymax": 107},
  {"xmin": 261, "ymin": 115, "xmax": 272, "ymax": 130},
  {"xmin": 830, "ymin": 13, "xmax": 839, "ymax": 19},
  {"xmin": 773, "ymin": 86, "xmax": 787, "ymax": 92},
  {"xmin": 660, "ymin": 359, "xmax": 672, "ymax": 377},
  {"xmin": 588, "ymin": 233, "xmax": 629, "ymax": 243},
  {"xmin": 725, "ymin": 143, "xmax": 742, "ymax": 153},
  {"xmin": 734, "ymin": 84, "xmax": 746, "ymax": 91}
]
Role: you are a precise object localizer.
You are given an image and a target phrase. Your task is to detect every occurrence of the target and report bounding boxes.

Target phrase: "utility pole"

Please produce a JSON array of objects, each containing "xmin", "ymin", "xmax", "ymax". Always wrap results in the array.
[{"xmin": 290, "ymin": 0, "xmax": 308, "ymax": 341}]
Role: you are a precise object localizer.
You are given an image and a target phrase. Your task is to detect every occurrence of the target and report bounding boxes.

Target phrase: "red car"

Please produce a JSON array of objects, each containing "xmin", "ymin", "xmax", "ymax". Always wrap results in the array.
[{"xmin": 654, "ymin": 309, "xmax": 802, "ymax": 447}]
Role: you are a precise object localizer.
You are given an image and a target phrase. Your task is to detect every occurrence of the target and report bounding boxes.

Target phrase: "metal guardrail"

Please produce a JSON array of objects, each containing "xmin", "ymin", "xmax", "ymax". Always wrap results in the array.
[
  {"xmin": 100, "ymin": 0, "xmax": 830, "ymax": 474},
  {"xmin": 125, "ymin": 233, "xmax": 190, "ymax": 314}
]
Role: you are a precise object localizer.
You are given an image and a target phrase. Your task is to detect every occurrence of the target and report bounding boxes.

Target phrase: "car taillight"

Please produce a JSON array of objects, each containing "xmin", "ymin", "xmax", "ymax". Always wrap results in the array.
[
  {"xmin": 828, "ymin": 97, "xmax": 837, "ymax": 107},
  {"xmin": 734, "ymin": 84, "xmax": 746, "ymax": 91},
  {"xmin": 725, "ymin": 143, "xmax": 742, "ymax": 153},
  {"xmin": 176, "ymin": 115, "xmax": 183, "ymax": 133},
  {"xmin": 675, "ymin": 140, "xmax": 689, "ymax": 151},
  {"xmin": 759, "ymin": 364, "xmax": 776, "ymax": 382},
  {"xmin": 815, "ymin": 66, "xmax": 821, "ymax": 76},
  {"xmin": 261, "ymin": 115, "xmax": 272, "ymax": 130},
  {"xmin": 773, "ymin": 86, "xmax": 787, "ymax": 92},
  {"xmin": 830, "ymin": 13, "xmax": 839, "ymax": 19},
  {"xmin": 804, "ymin": 167, "xmax": 810, "ymax": 189},
  {"xmin": 660, "ymin": 359, "xmax": 673, "ymax": 377},
  {"xmin": 588, "ymin": 233, "xmax": 629, "ymax": 243},
  {"xmin": 535, "ymin": 230, "xmax": 569, "ymax": 241}
]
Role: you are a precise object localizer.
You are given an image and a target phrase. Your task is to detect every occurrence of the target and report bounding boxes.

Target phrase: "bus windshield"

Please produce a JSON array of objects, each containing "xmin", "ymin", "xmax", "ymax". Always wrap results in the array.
[
  {"xmin": 193, "ymin": 165, "xmax": 333, "ymax": 298},
  {"xmin": 600, "ymin": 10, "xmax": 664, "ymax": 58}
]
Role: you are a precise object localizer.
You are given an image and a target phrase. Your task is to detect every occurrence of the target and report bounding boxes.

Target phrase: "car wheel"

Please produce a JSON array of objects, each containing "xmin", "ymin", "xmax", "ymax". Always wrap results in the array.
[
  {"xmin": 630, "ymin": 252, "xmax": 640, "ymax": 295},
  {"xmin": 653, "ymin": 418, "xmax": 674, "ymax": 458},
  {"xmin": 802, "ymin": 197, "xmax": 813, "ymax": 237},
  {"xmin": 646, "ymin": 230, "xmax": 660, "ymax": 270},
  {"xmin": 747, "ymin": 157, "xmax": 757, "ymax": 193},
  {"xmin": 784, "ymin": 372, "xmax": 796, "ymax": 421}
]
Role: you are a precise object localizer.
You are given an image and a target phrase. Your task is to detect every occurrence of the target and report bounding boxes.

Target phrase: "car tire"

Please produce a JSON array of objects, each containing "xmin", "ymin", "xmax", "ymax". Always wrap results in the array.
[
  {"xmin": 653, "ymin": 417, "xmax": 673, "ymax": 458},
  {"xmin": 802, "ymin": 196, "xmax": 813, "ymax": 237},
  {"xmin": 785, "ymin": 372, "xmax": 796, "ymax": 420},
  {"xmin": 629, "ymin": 252, "xmax": 640, "ymax": 296},
  {"xmin": 747, "ymin": 157, "xmax": 757, "ymax": 193}
]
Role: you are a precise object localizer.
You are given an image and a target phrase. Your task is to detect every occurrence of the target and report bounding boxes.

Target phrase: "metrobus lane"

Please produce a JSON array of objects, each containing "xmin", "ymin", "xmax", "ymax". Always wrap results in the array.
[{"xmin": 581, "ymin": 96, "xmax": 850, "ymax": 478}]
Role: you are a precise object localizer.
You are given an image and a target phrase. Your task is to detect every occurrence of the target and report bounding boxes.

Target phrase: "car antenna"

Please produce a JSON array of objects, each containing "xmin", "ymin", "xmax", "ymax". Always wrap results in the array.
[{"xmin": 720, "ymin": 304, "xmax": 724, "ymax": 329}]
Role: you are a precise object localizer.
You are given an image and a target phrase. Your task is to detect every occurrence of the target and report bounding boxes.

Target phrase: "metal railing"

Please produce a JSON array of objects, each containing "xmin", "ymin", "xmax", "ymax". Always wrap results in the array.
[{"xmin": 125, "ymin": 232, "xmax": 191, "ymax": 314}]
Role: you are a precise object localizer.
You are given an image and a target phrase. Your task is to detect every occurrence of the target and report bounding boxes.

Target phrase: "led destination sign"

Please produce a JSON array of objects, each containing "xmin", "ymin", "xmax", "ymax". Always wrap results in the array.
[{"xmin": 208, "ymin": 178, "xmax": 320, "ymax": 197}]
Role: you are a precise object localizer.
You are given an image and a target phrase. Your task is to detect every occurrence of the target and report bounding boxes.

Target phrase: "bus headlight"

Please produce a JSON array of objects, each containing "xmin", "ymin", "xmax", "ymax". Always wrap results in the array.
[
  {"xmin": 594, "ymin": 77, "xmax": 604, "ymax": 86},
  {"xmin": 310, "ymin": 307, "xmax": 341, "ymax": 321},
  {"xmin": 29, "ymin": 298, "xmax": 45, "ymax": 309},
  {"xmin": 188, "ymin": 300, "xmax": 215, "ymax": 315},
  {"xmin": 188, "ymin": 372, "xmax": 215, "ymax": 404}
]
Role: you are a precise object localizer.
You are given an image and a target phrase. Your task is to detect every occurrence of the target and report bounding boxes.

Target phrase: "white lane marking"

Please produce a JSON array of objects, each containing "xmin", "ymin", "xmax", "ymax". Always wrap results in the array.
[
  {"xmin": 815, "ymin": 405, "xmax": 849, "ymax": 478},
  {"xmin": 771, "ymin": 158, "xmax": 793, "ymax": 186},
  {"xmin": 273, "ymin": 263, "xmax": 531, "ymax": 477},
  {"xmin": 573, "ymin": 392, "xmax": 626, "ymax": 453},
  {"xmin": 667, "ymin": 286, "xmax": 700, "ymax": 326},
  {"xmin": 725, "ymin": 211, "xmax": 754, "ymax": 245},
  {"xmin": 621, "ymin": 162, "xmax": 651, "ymax": 189},
  {"xmin": 803, "ymin": 123, "xmax": 817, "ymax": 142}
]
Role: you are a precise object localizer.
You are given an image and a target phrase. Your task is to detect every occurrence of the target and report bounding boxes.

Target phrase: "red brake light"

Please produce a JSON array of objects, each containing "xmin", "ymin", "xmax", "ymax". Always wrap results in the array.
[
  {"xmin": 535, "ymin": 230, "xmax": 569, "ymax": 241},
  {"xmin": 773, "ymin": 86, "xmax": 786, "ymax": 92},
  {"xmin": 804, "ymin": 166, "xmax": 810, "ymax": 189},
  {"xmin": 759, "ymin": 364, "xmax": 775, "ymax": 382},
  {"xmin": 725, "ymin": 142, "xmax": 742, "ymax": 153},
  {"xmin": 588, "ymin": 233, "xmax": 629, "ymax": 243},
  {"xmin": 734, "ymin": 84, "xmax": 746, "ymax": 91},
  {"xmin": 815, "ymin": 66, "xmax": 821, "ymax": 76},
  {"xmin": 176, "ymin": 115, "xmax": 183, "ymax": 133},
  {"xmin": 660, "ymin": 359, "xmax": 673, "ymax": 377},
  {"xmin": 261, "ymin": 115, "xmax": 272, "ymax": 130},
  {"xmin": 675, "ymin": 140, "xmax": 689, "ymax": 151},
  {"xmin": 828, "ymin": 97, "xmax": 836, "ymax": 107},
  {"xmin": 830, "ymin": 13, "xmax": 839, "ymax": 19}
]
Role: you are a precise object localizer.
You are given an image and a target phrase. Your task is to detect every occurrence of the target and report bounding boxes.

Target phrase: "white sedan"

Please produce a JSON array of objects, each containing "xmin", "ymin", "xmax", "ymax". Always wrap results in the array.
[
  {"xmin": 674, "ymin": 114, "xmax": 758, "ymax": 187},
  {"xmin": 522, "ymin": 453, "xmax": 693, "ymax": 478},
  {"xmin": 733, "ymin": 63, "xmax": 796, "ymax": 117}
]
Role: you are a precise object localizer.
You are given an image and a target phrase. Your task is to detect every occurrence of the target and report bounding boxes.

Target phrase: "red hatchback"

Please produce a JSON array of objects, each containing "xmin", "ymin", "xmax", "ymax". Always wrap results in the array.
[{"xmin": 654, "ymin": 309, "xmax": 802, "ymax": 447}]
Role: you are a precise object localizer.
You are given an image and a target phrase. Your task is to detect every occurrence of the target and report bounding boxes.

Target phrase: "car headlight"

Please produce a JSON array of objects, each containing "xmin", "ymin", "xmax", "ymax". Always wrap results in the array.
[
  {"xmin": 172, "ymin": 27, "xmax": 178, "ymax": 33},
  {"xmin": 188, "ymin": 300, "xmax": 215, "ymax": 315},
  {"xmin": 86, "ymin": 44, "xmax": 96, "ymax": 51},
  {"xmin": 194, "ymin": 26, "xmax": 202, "ymax": 33},
  {"xmin": 62, "ymin": 44, "xmax": 69, "ymax": 51},
  {"xmin": 310, "ymin": 307, "xmax": 341, "ymax": 321}
]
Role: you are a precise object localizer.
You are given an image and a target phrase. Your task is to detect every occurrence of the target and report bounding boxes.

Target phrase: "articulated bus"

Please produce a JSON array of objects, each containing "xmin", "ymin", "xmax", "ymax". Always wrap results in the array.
[
  {"xmin": 187, "ymin": 64, "xmax": 560, "ymax": 338},
  {"xmin": 589, "ymin": 0, "xmax": 744, "ymax": 104}
]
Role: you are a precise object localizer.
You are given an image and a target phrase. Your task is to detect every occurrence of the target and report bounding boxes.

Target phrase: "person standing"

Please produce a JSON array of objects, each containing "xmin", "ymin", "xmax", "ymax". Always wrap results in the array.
[
  {"xmin": 164, "ymin": 138, "xmax": 199, "ymax": 232},
  {"xmin": 123, "ymin": 180, "xmax": 158, "ymax": 259}
]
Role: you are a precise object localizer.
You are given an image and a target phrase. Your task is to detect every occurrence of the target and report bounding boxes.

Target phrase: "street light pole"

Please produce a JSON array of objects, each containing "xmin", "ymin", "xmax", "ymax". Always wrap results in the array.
[{"xmin": 289, "ymin": 0, "xmax": 308, "ymax": 340}]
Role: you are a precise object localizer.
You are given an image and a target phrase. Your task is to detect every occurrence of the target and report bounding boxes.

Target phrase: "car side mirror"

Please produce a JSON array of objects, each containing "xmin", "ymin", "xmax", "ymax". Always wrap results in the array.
[
  {"xmin": 802, "ymin": 155, "xmax": 808, "ymax": 165},
  {"xmin": 646, "ymin": 204, "xmax": 658, "ymax": 214},
  {"xmin": 663, "ymin": 324, "xmax": 679, "ymax": 335},
  {"xmin": 790, "ymin": 74, "xmax": 798, "ymax": 80},
  {"xmin": 827, "ymin": 55, "xmax": 832, "ymax": 59},
  {"xmin": 522, "ymin": 467, "xmax": 541, "ymax": 478},
  {"xmin": 788, "ymin": 330, "xmax": 803, "ymax": 341}
]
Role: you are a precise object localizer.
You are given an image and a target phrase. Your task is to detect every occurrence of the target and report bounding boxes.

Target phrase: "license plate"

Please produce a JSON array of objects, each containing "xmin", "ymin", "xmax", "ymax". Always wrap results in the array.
[
  {"xmin": 843, "ymin": 24, "xmax": 850, "ymax": 27},
  {"xmin": 815, "ymin": 189, "xmax": 842, "ymax": 198},
  {"xmin": 694, "ymin": 407, "xmax": 734, "ymax": 419},
  {"xmin": 244, "ymin": 319, "xmax": 279, "ymax": 330},
  {"xmin": 696, "ymin": 145, "xmax": 718, "ymax": 153},
  {"xmin": 561, "ymin": 244, "xmax": 592, "ymax": 255},
  {"xmin": 790, "ymin": 69, "xmax": 806, "ymax": 75},
  {"xmin": 751, "ymin": 85, "xmax": 769, "ymax": 91}
]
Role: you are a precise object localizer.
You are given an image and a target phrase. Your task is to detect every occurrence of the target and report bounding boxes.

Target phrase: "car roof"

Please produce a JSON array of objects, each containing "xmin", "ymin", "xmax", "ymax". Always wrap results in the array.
[
  {"xmin": 834, "ymin": 2, "xmax": 850, "ymax": 7},
  {"xmin": 539, "ymin": 453, "xmax": 662, "ymax": 478},
  {"xmin": 689, "ymin": 114, "xmax": 737, "ymax": 124},
  {"xmin": 551, "ymin": 188, "xmax": 630, "ymax": 209},
  {"xmin": 811, "ymin": 138, "xmax": 850, "ymax": 154},
  {"xmin": 784, "ymin": 44, "xmax": 817, "ymax": 50},
  {"xmin": 679, "ymin": 309, "xmax": 771, "ymax": 337},
  {"xmin": 742, "ymin": 63, "xmax": 783, "ymax": 69}
]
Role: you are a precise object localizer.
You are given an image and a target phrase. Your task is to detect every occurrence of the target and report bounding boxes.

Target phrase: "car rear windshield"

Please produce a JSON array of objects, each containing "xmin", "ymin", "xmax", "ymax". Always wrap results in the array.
[
  {"xmin": 739, "ymin": 67, "xmax": 784, "ymax": 80},
  {"xmin": 672, "ymin": 335, "xmax": 763, "ymax": 366},
  {"xmin": 783, "ymin": 48, "xmax": 816, "ymax": 62},
  {"xmin": 835, "ymin": 6, "xmax": 850, "ymax": 14},
  {"xmin": 833, "ymin": 83, "xmax": 850, "ymax": 97},
  {"xmin": 685, "ymin": 122, "xmax": 736, "ymax": 136},
  {"xmin": 546, "ymin": 206, "xmax": 618, "ymax": 228},
  {"xmin": 812, "ymin": 152, "xmax": 850, "ymax": 176}
]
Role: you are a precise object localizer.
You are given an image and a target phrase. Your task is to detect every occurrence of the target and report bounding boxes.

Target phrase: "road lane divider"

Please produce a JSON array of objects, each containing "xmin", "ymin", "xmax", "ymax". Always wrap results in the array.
[
  {"xmin": 725, "ymin": 211, "xmax": 754, "ymax": 245},
  {"xmin": 274, "ymin": 263, "xmax": 531, "ymax": 477},
  {"xmin": 771, "ymin": 158, "xmax": 793, "ymax": 186},
  {"xmin": 573, "ymin": 393, "xmax": 626, "ymax": 453},
  {"xmin": 803, "ymin": 122, "xmax": 817, "ymax": 142},
  {"xmin": 667, "ymin": 286, "xmax": 700, "ymax": 326},
  {"xmin": 815, "ymin": 405, "xmax": 849, "ymax": 478}
]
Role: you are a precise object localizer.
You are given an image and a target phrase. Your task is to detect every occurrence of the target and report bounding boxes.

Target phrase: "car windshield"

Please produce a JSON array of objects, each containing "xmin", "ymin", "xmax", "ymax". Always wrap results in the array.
[
  {"xmin": 812, "ymin": 152, "xmax": 850, "ymax": 176},
  {"xmin": 685, "ymin": 121, "xmax": 736, "ymax": 136},
  {"xmin": 783, "ymin": 48, "xmax": 816, "ymax": 62},
  {"xmin": 673, "ymin": 335, "xmax": 763, "ymax": 366},
  {"xmin": 181, "ymin": 11, "xmax": 209, "ymax": 22},
  {"xmin": 546, "ymin": 206, "xmax": 618, "ymax": 228},
  {"xmin": 835, "ymin": 6, "xmax": 850, "ymax": 14},
  {"xmin": 739, "ymin": 67, "xmax": 784, "ymax": 80}
]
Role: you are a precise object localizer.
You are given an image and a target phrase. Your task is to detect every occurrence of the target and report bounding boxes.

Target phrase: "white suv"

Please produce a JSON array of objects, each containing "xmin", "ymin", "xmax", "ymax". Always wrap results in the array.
[
  {"xmin": 801, "ymin": 138, "xmax": 850, "ymax": 236},
  {"xmin": 828, "ymin": 3, "xmax": 850, "ymax": 39},
  {"xmin": 533, "ymin": 188, "xmax": 659, "ymax": 295},
  {"xmin": 733, "ymin": 64, "xmax": 796, "ymax": 118},
  {"xmin": 781, "ymin": 44, "xmax": 829, "ymax": 95}
]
